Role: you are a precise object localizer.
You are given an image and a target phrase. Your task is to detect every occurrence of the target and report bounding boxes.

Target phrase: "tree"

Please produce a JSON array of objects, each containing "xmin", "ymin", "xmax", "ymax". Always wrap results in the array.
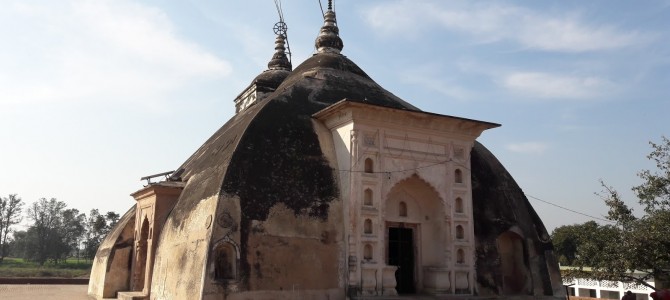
[
  {"xmin": 634, "ymin": 136, "xmax": 670, "ymax": 213},
  {"xmin": 7, "ymin": 230, "xmax": 28, "ymax": 258},
  {"xmin": 83, "ymin": 209, "xmax": 120, "ymax": 260},
  {"xmin": 105, "ymin": 211, "xmax": 120, "ymax": 227},
  {"xmin": 61, "ymin": 208, "xmax": 86, "ymax": 261},
  {"xmin": 569, "ymin": 136, "xmax": 670, "ymax": 289},
  {"xmin": 551, "ymin": 221, "xmax": 603, "ymax": 266},
  {"xmin": 0, "ymin": 194, "xmax": 24, "ymax": 263},
  {"xmin": 24, "ymin": 198, "xmax": 68, "ymax": 265}
]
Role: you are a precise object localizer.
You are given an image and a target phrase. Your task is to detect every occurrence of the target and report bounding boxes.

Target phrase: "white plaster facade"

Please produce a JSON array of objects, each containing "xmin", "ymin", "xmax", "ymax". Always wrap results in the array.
[{"xmin": 314, "ymin": 100, "xmax": 498, "ymax": 296}]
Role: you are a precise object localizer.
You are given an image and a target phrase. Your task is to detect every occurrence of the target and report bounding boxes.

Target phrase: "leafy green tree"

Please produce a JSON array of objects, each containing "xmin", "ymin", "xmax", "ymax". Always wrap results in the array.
[
  {"xmin": 551, "ymin": 221, "xmax": 601, "ymax": 266},
  {"xmin": 634, "ymin": 136, "xmax": 670, "ymax": 213},
  {"xmin": 7, "ymin": 230, "xmax": 28, "ymax": 257},
  {"xmin": 83, "ymin": 209, "xmax": 120, "ymax": 260},
  {"xmin": 0, "ymin": 194, "xmax": 24, "ymax": 263},
  {"xmin": 61, "ymin": 208, "xmax": 86, "ymax": 261},
  {"xmin": 105, "ymin": 211, "xmax": 120, "ymax": 227},
  {"xmin": 552, "ymin": 223, "xmax": 582, "ymax": 265},
  {"xmin": 24, "ymin": 198, "xmax": 68, "ymax": 265},
  {"xmin": 568, "ymin": 137, "xmax": 670, "ymax": 289}
]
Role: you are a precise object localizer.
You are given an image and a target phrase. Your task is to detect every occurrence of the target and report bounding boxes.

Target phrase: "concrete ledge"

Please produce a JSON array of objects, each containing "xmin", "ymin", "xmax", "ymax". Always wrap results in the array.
[{"xmin": 0, "ymin": 277, "xmax": 89, "ymax": 284}]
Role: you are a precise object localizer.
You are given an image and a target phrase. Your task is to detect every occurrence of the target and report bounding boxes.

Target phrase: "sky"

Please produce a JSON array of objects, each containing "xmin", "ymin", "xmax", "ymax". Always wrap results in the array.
[{"xmin": 1, "ymin": 0, "xmax": 669, "ymax": 232}]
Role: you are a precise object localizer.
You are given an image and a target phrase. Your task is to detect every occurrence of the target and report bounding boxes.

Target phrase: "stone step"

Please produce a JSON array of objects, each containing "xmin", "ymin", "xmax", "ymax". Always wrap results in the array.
[{"xmin": 116, "ymin": 291, "xmax": 147, "ymax": 300}]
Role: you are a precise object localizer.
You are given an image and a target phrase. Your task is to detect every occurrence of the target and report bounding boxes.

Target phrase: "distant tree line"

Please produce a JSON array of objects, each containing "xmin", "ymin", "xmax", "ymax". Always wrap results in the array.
[{"xmin": 0, "ymin": 195, "xmax": 119, "ymax": 265}]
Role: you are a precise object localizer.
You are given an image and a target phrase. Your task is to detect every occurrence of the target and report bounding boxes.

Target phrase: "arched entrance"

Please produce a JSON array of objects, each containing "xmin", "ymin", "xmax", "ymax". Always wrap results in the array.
[
  {"xmin": 385, "ymin": 174, "xmax": 445, "ymax": 294},
  {"xmin": 497, "ymin": 230, "xmax": 529, "ymax": 294},
  {"xmin": 133, "ymin": 217, "xmax": 150, "ymax": 291}
]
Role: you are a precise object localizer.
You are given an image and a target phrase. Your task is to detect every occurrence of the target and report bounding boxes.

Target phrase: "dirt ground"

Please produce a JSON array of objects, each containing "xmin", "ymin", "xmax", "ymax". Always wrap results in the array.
[{"xmin": 0, "ymin": 284, "xmax": 89, "ymax": 300}]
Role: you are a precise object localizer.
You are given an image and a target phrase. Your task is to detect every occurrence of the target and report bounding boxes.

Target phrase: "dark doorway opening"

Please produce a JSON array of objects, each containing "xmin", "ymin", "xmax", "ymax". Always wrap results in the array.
[{"xmin": 388, "ymin": 227, "xmax": 415, "ymax": 294}]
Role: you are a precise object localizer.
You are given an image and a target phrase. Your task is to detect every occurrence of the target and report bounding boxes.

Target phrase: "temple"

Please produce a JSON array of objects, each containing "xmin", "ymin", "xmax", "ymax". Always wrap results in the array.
[{"xmin": 88, "ymin": 4, "xmax": 564, "ymax": 300}]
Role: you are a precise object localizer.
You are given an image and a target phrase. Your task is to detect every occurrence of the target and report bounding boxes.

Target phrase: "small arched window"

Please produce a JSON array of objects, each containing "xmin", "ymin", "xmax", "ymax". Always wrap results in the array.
[
  {"xmin": 455, "ymin": 169, "xmax": 463, "ymax": 184},
  {"xmin": 213, "ymin": 243, "xmax": 237, "ymax": 281},
  {"xmin": 455, "ymin": 197, "xmax": 464, "ymax": 213},
  {"xmin": 364, "ymin": 189, "xmax": 373, "ymax": 206},
  {"xmin": 364, "ymin": 158, "xmax": 374, "ymax": 173},
  {"xmin": 457, "ymin": 249, "xmax": 465, "ymax": 264},
  {"xmin": 364, "ymin": 219, "xmax": 373, "ymax": 234},
  {"xmin": 399, "ymin": 201, "xmax": 407, "ymax": 217},
  {"xmin": 364, "ymin": 244, "xmax": 373, "ymax": 260},
  {"xmin": 456, "ymin": 225, "xmax": 464, "ymax": 240}
]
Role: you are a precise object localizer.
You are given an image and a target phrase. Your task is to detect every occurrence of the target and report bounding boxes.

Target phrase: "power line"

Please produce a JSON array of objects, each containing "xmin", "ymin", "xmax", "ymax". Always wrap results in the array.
[
  {"xmin": 317, "ymin": 0, "xmax": 324, "ymax": 17},
  {"xmin": 525, "ymin": 194, "xmax": 615, "ymax": 223},
  {"xmin": 273, "ymin": 0, "xmax": 284, "ymax": 21}
]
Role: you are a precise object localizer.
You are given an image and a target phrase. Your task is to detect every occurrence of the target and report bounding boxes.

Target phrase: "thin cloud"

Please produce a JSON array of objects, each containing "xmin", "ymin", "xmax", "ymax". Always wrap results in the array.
[
  {"xmin": 506, "ymin": 142, "xmax": 548, "ymax": 154},
  {"xmin": 399, "ymin": 65, "xmax": 474, "ymax": 101},
  {"xmin": 363, "ymin": 1, "xmax": 650, "ymax": 52},
  {"xmin": 0, "ymin": 0, "xmax": 231, "ymax": 106},
  {"xmin": 501, "ymin": 72, "xmax": 614, "ymax": 100}
]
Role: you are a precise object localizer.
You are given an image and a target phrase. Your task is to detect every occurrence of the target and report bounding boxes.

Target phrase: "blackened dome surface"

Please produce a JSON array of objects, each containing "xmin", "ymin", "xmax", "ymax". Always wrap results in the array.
[
  {"xmin": 470, "ymin": 141, "xmax": 556, "ymax": 295},
  {"xmin": 471, "ymin": 141, "xmax": 550, "ymax": 239},
  {"xmin": 278, "ymin": 52, "xmax": 418, "ymax": 110}
]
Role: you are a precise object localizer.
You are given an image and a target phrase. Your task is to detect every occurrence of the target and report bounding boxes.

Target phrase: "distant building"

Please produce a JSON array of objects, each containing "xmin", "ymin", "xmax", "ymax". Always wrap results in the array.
[
  {"xmin": 562, "ymin": 267, "xmax": 656, "ymax": 300},
  {"xmin": 88, "ymin": 4, "xmax": 565, "ymax": 300}
]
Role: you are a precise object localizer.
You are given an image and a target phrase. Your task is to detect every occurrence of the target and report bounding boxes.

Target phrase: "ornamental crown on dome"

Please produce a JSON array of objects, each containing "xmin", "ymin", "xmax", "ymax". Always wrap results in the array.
[
  {"xmin": 268, "ymin": 34, "xmax": 291, "ymax": 71},
  {"xmin": 315, "ymin": 4, "xmax": 343, "ymax": 54}
]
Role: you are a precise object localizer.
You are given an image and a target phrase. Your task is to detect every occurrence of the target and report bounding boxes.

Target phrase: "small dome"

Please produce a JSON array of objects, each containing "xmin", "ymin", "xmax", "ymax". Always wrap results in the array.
[
  {"xmin": 255, "ymin": 33, "xmax": 292, "ymax": 89},
  {"xmin": 234, "ymin": 33, "xmax": 292, "ymax": 109},
  {"xmin": 253, "ymin": 68, "xmax": 291, "ymax": 89}
]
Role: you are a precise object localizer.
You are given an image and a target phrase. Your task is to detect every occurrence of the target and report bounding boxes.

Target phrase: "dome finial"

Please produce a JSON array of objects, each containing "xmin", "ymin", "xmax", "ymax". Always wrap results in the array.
[
  {"xmin": 268, "ymin": 33, "xmax": 292, "ymax": 71},
  {"xmin": 315, "ymin": 0, "xmax": 343, "ymax": 54}
]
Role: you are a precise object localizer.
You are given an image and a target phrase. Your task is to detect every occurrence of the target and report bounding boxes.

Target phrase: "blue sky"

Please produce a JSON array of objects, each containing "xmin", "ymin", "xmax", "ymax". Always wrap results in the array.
[{"xmin": 1, "ymin": 0, "xmax": 668, "ymax": 231}]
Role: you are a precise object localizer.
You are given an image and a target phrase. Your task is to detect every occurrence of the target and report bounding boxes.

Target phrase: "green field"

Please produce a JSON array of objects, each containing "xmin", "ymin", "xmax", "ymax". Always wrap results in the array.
[{"xmin": 0, "ymin": 257, "xmax": 92, "ymax": 278}]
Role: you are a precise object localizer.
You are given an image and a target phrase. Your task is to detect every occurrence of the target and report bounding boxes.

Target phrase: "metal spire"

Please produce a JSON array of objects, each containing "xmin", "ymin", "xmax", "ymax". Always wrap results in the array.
[{"xmin": 273, "ymin": 0, "xmax": 292, "ymax": 65}]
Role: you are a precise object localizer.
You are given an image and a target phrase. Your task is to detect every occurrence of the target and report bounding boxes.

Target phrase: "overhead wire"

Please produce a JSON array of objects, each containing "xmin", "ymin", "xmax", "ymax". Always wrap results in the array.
[
  {"xmin": 525, "ymin": 194, "xmax": 615, "ymax": 223},
  {"xmin": 317, "ymin": 0, "xmax": 325, "ymax": 17},
  {"xmin": 273, "ymin": 0, "xmax": 284, "ymax": 21}
]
